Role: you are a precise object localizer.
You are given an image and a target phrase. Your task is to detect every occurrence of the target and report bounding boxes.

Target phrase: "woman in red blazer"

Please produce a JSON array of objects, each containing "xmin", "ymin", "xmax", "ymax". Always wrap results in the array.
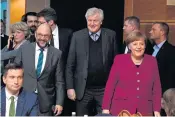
[{"xmin": 102, "ymin": 31, "xmax": 161, "ymax": 116}]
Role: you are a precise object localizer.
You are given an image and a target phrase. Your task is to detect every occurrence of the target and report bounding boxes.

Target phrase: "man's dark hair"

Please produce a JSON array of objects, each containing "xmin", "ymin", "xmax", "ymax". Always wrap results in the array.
[
  {"xmin": 37, "ymin": 7, "xmax": 57, "ymax": 23},
  {"xmin": 153, "ymin": 22, "xmax": 169, "ymax": 37},
  {"xmin": 21, "ymin": 12, "xmax": 37, "ymax": 23},
  {"xmin": 3, "ymin": 63, "xmax": 23, "ymax": 77},
  {"xmin": 124, "ymin": 16, "xmax": 140, "ymax": 30}
]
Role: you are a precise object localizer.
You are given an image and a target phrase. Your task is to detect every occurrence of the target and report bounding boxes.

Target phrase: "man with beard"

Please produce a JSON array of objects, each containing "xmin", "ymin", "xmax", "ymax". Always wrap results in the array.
[
  {"xmin": 22, "ymin": 12, "xmax": 38, "ymax": 42},
  {"xmin": 14, "ymin": 23, "xmax": 65, "ymax": 116}
]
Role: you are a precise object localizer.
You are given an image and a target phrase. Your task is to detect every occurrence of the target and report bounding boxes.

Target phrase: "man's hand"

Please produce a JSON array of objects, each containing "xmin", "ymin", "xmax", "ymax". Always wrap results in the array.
[
  {"xmin": 53, "ymin": 105, "xmax": 63, "ymax": 115},
  {"xmin": 102, "ymin": 109, "xmax": 110, "ymax": 114},
  {"xmin": 67, "ymin": 89, "xmax": 76, "ymax": 101},
  {"xmin": 154, "ymin": 111, "xmax": 160, "ymax": 117}
]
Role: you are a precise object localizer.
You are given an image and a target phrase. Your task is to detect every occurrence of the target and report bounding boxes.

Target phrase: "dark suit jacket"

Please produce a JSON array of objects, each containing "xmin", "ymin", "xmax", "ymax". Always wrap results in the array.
[
  {"xmin": 58, "ymin": 28, "xmax": 73, "ymax": 66},
  {"xmin": 1, "ymin": 87, "xmax": 38, "ymax": 116},
  {"xmin": 102, "ymin": 54, "xmax": 161, "ymax": 116},
  {"xmin": 28, "ymin": 28, "xmax": 72, "ymax": 71},
  {"xmin": 66, "ymin": 28, "xmax": 118, "ymax": 100},
  {"xmin": 1, "ymin": 34, "xmax": 8, "ymax": 50},
  {"xmin": 14, "ymin": 43, "xmax": 65, "ymax": 113},
  {"xmin": 154, "ymin": 41, "xmax": 175, "ymax": 93}
]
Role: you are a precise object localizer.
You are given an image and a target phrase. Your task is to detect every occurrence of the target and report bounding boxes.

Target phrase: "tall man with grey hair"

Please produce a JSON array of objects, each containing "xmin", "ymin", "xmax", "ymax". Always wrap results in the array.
[{"xmin": 66, "ymin": 7, "xmax": 118, "ymax": 115}]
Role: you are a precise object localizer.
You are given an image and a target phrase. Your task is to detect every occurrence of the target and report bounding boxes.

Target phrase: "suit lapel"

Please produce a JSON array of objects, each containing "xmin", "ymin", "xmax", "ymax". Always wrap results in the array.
[
  {"xmin": 84, "ymin": 29, "xmax": 89, "ymax": 63},
  {"xmin": 16, "ymin": 89, "xmax": 25, "ymax": 116},
  {"xmin": 29, "ymin": 43, "xmax": 37, "ymax": 79},
  {"xmin": 1, "ymin": 88, "xmax": 6, "ymax": 116},
  {"xmin": 58, "ymin": 28, "xmax": 63, "ymax": 51},
  {"xmin": 38, "ymin": 45, "xmax": 54, "ymax": 79},
  {"xmin": 101, "ymin": 29, "xmax": 107, "ymax": 65},
  {"xmin": 156, "ymin": 41, "xmax": 167, "ymax": 59}
]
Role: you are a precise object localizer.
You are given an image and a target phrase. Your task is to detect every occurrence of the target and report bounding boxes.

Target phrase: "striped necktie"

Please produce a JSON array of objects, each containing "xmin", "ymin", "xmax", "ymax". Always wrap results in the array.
[{"xmin": 36, "ymin": 48, "xmax": 44, "ymax": 78}]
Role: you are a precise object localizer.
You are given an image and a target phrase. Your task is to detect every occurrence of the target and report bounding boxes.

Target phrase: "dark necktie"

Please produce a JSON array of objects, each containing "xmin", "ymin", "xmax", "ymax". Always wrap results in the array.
[
  {"xmin": 36, "ymin": 48, "xmax": 44, "ymax": 78},
  {"xmin": 9, "ymin": 96, "xmax": 15, "ymax": 116}
]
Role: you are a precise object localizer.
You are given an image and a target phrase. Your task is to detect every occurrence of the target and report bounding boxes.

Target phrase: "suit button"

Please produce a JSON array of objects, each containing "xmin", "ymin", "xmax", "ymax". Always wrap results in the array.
[
  {"xmin": 136, "ymin": 72, "xmax": 139, "ymax": 75},
  {"xmin": 84, "ymin": 78, "xmax": 87, "ymax": 81},
  {"xmin": 137, "ymin": 80, "xmax": 140, "ymax": 82},
  {"xmin": 137, "ymin": 96, "xmax": 140, "ymax": 98},
  {"xmin": 137, "ymin": 87, "xmax": 139, "ymax": 90}
]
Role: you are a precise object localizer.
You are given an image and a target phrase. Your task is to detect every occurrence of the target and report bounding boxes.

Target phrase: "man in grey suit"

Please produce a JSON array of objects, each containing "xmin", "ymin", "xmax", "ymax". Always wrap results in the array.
[
  {"xmin": 66, "ymin": 7, "xmax": 118, "ymax": 116},
  {"xmin": 14, "ymin": 24, "xmax": 65, "ymax": 116}
]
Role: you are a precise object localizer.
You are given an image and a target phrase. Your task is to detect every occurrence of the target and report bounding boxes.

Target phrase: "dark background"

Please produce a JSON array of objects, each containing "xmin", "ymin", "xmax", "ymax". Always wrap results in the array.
[{"xmin": 51, "ymin": 0, "xmax": 125, "ymax": 51}]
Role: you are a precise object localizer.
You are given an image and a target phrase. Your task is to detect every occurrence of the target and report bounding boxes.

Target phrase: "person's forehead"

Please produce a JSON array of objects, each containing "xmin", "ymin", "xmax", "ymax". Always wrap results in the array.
[
  {"xmin": 37, "ymin": 25, "xmax": 51, "ymax": 33},
  {"xmin": 27, "ymin": 15, "xmax": 37, "ymax": 20},
  {"xmin": 6, "ymin": 69, "xmax": 23, "ymax": 75},
  {"xmin": 124, "ymin": 20, "xmax": 131, "ymax": 25}
]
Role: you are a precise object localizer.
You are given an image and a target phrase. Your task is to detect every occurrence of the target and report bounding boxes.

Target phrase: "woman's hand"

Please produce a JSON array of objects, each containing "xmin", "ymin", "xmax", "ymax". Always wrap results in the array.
[
  {"xmin": 102, "ymin": 109, "xmax": 110, "ymax": 114},
  {"xmin": 154, "ymin": 111, "xmax": 160, "ymax": 117},
  {"xmin": 7, "ymin": 34, "xmax": 16, "ymax": 49}
]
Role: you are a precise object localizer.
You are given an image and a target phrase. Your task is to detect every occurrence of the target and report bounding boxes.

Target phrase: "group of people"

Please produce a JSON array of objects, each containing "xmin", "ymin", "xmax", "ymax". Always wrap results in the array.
[{"xmin": 1, "ymin": 6, "xmax": 175, "ymax": 116}]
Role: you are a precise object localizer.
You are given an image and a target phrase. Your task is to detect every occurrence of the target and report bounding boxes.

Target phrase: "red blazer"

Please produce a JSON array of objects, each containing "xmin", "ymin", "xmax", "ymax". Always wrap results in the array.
[{"xmin": 102, "ymin": 54, "xmax": 161, "ymax": 116}]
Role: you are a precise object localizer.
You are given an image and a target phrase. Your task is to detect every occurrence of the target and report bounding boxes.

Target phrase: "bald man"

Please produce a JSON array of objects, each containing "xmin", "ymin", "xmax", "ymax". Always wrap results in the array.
[{"xmin": 14, "ymin": 24, "xmax": 65, "ymax": 116}]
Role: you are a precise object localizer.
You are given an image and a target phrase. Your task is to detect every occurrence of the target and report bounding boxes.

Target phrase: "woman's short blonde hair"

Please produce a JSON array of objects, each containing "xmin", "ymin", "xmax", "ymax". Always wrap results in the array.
[
  {"xmin": 10, "ymin": 22, "xmax": 31, "ymax": 38},
  {"xmin": 125, "ymin": 31, "xmax": 147, "ymax": 46},
  {"xmin": 162, "ymin": 88, "xmax": 175, "ymax": 116}
]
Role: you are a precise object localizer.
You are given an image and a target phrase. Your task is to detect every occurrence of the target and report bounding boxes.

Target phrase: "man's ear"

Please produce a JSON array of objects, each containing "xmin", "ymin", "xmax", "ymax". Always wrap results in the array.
[
  {"xmin": 2, "ymin": 76, "xmax": 6, "ymax": 85},
  {"xmin": 48, "ymin": 20, "xmax": 54, "ymax": 26}
]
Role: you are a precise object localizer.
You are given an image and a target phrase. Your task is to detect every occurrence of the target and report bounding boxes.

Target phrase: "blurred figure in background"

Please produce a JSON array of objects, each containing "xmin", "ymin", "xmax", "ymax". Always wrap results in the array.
[
  {"xmin": 21, "ymin": 12, "xmax": 38, "ymax": 42},
  {"xmin": 1, "ymin": 19, "xmax": 8, "ymax": 49},
  {"xmin": 162, "ymin": 88, "xmax": 175, "ymax": 116}
]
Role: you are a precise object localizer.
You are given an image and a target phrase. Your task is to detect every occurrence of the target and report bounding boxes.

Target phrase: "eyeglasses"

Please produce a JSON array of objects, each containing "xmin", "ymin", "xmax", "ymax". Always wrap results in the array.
[
  {"xmin": 38, "ymin": 21, "xmax": 47, "ymax": 25},
  {"xmin": 36, "ymin": 33, "xmax": 51, "ymax": 39}
]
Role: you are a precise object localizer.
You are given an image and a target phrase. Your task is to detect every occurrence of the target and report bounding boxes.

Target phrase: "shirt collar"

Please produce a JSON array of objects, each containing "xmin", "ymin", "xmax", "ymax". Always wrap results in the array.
[
  {"xmin": 155, "ymin": 40, "xmax": 166, "ymax": 49},
  {"xmin": 0, "ymin": 34, "xmax": 4, "ymax": 37},
  {"xmin": 36, "ymin": 43, "xmax": 47, "ymax": 51},
  {"xmin": 52, "ymin": 25, "xmax": 58, "ymax": 36},
  {"xmin": 89, "ymin": 29, "xmax": 101, "ymax": 37},
  {"xmin": 5, "ymin": 87, "xmax": 18, "ymax": 100}
]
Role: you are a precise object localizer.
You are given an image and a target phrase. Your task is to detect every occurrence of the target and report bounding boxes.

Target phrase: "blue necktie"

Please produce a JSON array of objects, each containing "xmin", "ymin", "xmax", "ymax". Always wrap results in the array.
[{"xmin": 36, "ymin": 48, "xmax": 44, "ymax": 78}]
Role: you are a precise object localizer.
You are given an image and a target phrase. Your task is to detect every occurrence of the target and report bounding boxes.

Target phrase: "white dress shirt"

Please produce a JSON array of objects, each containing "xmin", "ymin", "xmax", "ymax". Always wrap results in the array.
[
  {"xmin": 52, "ymin": 25, "xmax": 59, "ymax": 49},
  {"xmin": 124, "ymin": 46, "xmax": 129, "ymax": 54},
  {"xmin": 5, "ymin": 88, "xmax": 18, "ymax": 116},
  {"xmin": 35, "ymin": 43, "xmax": 48, "ymax": 74}
]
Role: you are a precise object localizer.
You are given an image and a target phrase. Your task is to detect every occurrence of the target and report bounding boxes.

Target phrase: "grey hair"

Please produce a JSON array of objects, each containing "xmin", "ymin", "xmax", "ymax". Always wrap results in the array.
[
  {"xmin": 10, "ymin": 22, "xmax": 31, "ymax": 38},
  {"xmin": 85, "ymin": 7, "xmax": 104, "ymax": 21},
  {"xmin": 162, "ymin": 88, "xmax": 175, "ymax": 116}
]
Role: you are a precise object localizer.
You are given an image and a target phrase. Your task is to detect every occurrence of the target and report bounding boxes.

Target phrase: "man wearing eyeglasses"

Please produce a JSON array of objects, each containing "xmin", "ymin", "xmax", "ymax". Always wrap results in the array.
[
  {"xmin": 14, "ymin": 23, "xmax": 65, "ymax": 116},
  {"xmin": 37, "ymin": 7, "xmax": 74, "ymax": 115}
]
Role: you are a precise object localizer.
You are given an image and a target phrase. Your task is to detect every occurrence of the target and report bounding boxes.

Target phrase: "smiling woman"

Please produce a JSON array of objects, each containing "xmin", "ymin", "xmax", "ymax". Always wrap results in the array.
[
  {"xmin": 102, "ymin": 31, "xmax": 162, "ymax": 116},
  {"xmin": 125, "ymin": 31, "xmax": 146, "ymax": 64}
]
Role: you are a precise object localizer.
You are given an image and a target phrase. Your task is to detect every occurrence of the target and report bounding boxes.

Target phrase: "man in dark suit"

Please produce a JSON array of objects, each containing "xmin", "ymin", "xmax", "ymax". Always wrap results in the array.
[
  {"xmin": 37, "ymin": 7, "xmax": 73, "ymax": 115},
  {"xmin": 1, "ymin": 19, "xmax": 8, "ymax": 49},
  {"xmin": 14, "ymin": 23, "xmax": 65, "ymax": 116},
  {"xmin": 122, "ymin": 16, "xmax": 153, "ymax": 54},
  {"xmin": 1, "ymin": 63, "xmax": 38, "ymax": 116},
  {"xmin": 66, "ymin": 7, "xmax": 118, "ymax": 116},
  {"xmin": 149, "ymin": 22, "xmax": 175, "ymax": 116}
]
